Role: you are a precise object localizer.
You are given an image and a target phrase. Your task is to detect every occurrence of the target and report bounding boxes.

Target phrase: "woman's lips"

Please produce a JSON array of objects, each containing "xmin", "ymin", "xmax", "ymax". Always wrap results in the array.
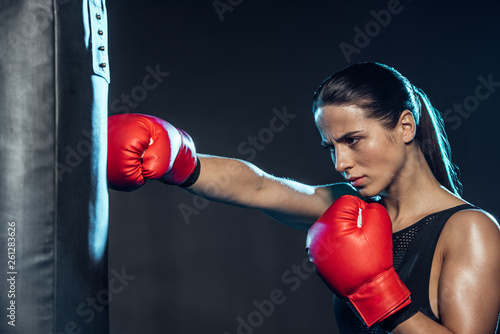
[{"xmin": 348, "ymin": 176, "xmax": 365, "ymax": 187}]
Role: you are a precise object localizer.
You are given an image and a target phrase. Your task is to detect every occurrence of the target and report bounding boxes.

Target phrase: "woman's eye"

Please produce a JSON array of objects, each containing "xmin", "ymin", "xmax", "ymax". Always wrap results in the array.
[{"xmin": 345, "ymin": 137, "xmax": 359, "ymax": 145}]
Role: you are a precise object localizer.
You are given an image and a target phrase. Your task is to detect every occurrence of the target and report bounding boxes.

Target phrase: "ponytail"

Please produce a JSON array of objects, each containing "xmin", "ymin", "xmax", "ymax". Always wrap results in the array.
[{"xmin": 413, "ymin": 87, "xmax": 462, "ymax": 196}]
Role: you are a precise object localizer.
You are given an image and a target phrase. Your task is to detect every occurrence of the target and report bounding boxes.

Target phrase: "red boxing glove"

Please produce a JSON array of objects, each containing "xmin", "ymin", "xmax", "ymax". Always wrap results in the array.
[
  {"xmin": 107, "ymin": 113, "xmax": 199, "ymax": 191},
  {"xmin": 306, "ymin": 195, "xmax": 411, "ymax": 327}
]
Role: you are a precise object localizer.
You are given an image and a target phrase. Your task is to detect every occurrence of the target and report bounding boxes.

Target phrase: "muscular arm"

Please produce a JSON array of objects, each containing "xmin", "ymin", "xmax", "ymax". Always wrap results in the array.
[
  {"xmin": 185, "ymin": 154, "xmax": 361, "ymax": 230},
  {"xmin": 107, "ymin": 114, "xmax": 360, "ymax": 228},
  {"xmin": 393, "ymin": 210, "xmax": 500, "ymax": 334}
]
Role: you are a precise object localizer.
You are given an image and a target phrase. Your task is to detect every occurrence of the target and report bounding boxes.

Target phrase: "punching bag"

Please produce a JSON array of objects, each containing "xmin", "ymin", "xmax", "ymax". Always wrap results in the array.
[{"xmin": 0, "ymin": 0, "xmax": 110, "ymax": 332}]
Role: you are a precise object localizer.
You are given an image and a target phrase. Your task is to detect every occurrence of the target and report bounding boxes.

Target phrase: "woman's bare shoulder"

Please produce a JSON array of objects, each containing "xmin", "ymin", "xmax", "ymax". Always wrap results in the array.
[{"xmin": 441, "ymin": 206, "xmax": 500, "ymax": 257}]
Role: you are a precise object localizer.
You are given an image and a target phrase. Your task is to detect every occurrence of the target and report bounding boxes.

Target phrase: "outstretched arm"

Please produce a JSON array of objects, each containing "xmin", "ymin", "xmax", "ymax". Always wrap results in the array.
[
  {"xmin": 107, "ymin": 113, "xmax": 361, "ymax": 230},
  {"xmin": 186, "ymin": 154, "xmax": 360, "ymax": 230}
]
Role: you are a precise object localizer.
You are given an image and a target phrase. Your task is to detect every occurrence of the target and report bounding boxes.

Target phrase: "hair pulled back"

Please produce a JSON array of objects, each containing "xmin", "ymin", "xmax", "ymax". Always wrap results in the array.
[{"xmin": 312, "ymin": 62, "xmax": 461, "ymax": 196}]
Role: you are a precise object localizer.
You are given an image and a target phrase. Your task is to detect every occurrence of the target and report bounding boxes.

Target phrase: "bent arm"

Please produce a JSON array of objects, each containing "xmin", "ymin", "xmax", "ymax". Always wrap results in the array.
[{"xmin": 185, "ymin": 154, "xmax": 360, "ymax": 229}]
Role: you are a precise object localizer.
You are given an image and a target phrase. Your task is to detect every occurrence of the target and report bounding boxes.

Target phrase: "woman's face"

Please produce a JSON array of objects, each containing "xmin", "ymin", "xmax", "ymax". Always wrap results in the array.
[{"xmin": 315, "ymin": 104, "xmax": 407, "ymax": 198}]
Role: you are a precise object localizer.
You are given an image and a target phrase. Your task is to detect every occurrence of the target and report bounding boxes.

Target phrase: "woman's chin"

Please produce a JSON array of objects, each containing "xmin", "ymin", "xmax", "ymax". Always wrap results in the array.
[{"xmin": 356, "ymin": 186, "xmax": 380, "ymax": 200}]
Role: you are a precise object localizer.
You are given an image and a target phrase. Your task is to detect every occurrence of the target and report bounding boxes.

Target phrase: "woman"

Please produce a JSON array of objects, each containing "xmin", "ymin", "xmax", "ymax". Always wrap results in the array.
[{"xmin": 108, "ymin": 62, "xmax": 500, "ymax": 333}]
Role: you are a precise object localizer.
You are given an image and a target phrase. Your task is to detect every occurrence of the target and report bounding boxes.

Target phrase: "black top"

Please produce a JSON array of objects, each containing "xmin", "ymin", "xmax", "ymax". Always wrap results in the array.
[{"xmin": 333, "ymin": 204, "xmax": 474, "ymax": 333}]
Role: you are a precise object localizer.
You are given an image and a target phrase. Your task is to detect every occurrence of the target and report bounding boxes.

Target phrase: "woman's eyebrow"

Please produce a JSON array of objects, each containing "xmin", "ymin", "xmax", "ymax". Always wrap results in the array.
[{"xmin": 331, "ymin": 130, "xmax": 362, "ymax": 143}]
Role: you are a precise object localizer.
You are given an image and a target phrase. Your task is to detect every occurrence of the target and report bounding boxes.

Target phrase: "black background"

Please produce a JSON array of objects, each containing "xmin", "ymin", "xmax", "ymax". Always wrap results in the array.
[{"xmin": 106, "ymin": 1, "xmax": 500, "ymax": 333}]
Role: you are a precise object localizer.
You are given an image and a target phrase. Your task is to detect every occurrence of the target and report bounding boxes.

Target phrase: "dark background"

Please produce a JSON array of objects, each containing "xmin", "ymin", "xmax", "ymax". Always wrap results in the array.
[{"xmin": 106, "ymin": 1, "xmax": 500, "ymax": 333}]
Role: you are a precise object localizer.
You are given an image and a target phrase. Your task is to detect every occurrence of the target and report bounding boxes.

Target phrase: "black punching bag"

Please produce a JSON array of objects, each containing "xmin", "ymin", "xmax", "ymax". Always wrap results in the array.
[{"xmin": 0, "ymin": 0, "xmax": 110, "ymax": 332}]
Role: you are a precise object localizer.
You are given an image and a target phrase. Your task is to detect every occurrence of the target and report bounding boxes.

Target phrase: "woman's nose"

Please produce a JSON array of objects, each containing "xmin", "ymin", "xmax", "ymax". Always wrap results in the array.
[{"xmin": 334, "ymin": 147, "xmax": 353, "ymax": 173}]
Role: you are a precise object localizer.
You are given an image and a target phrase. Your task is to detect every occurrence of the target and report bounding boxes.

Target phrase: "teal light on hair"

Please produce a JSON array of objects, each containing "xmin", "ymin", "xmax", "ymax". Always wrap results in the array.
[{"xmin": 414, "ymin": 87, "xmax": 462, "ymax": 196}]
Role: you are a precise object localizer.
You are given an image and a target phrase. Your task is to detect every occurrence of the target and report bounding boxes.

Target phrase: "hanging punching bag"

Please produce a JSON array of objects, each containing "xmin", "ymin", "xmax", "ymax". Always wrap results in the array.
[{"xmin": 0, "ymin": 0, "xmax": 110, "ymax": 332}]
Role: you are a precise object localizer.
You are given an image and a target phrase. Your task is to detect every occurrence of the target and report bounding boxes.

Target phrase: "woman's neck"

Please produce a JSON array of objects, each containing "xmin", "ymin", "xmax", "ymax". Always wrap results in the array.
[{"xmin": 379, "ymin": 147, "xmax": 462, "ymax": 231}]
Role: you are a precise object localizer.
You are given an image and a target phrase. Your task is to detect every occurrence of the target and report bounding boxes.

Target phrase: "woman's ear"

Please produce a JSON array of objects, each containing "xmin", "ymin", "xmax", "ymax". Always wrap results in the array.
[{"xmin": 399, "ymin": 110, "xmax": 416, "ymax": 143}]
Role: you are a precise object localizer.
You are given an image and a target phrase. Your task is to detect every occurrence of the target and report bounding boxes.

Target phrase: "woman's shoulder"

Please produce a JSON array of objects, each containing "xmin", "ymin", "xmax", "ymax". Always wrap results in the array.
[
  {"xmin": 441, "ymin": 205, "xmax": 500, "ymax": 258},
  {"xmin": 446, "ymin": 205, "xmax": 499, "ymax": 230}
]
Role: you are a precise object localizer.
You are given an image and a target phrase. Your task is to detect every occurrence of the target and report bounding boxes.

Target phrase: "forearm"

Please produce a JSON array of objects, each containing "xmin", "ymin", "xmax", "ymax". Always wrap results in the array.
[
  {"xmin": 187, "ymin": 154, "xmax": 280, "ymax": 207},
  {"xmin": 185, "ymin": 154, "xmax": 345, "ymax": 229}
]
